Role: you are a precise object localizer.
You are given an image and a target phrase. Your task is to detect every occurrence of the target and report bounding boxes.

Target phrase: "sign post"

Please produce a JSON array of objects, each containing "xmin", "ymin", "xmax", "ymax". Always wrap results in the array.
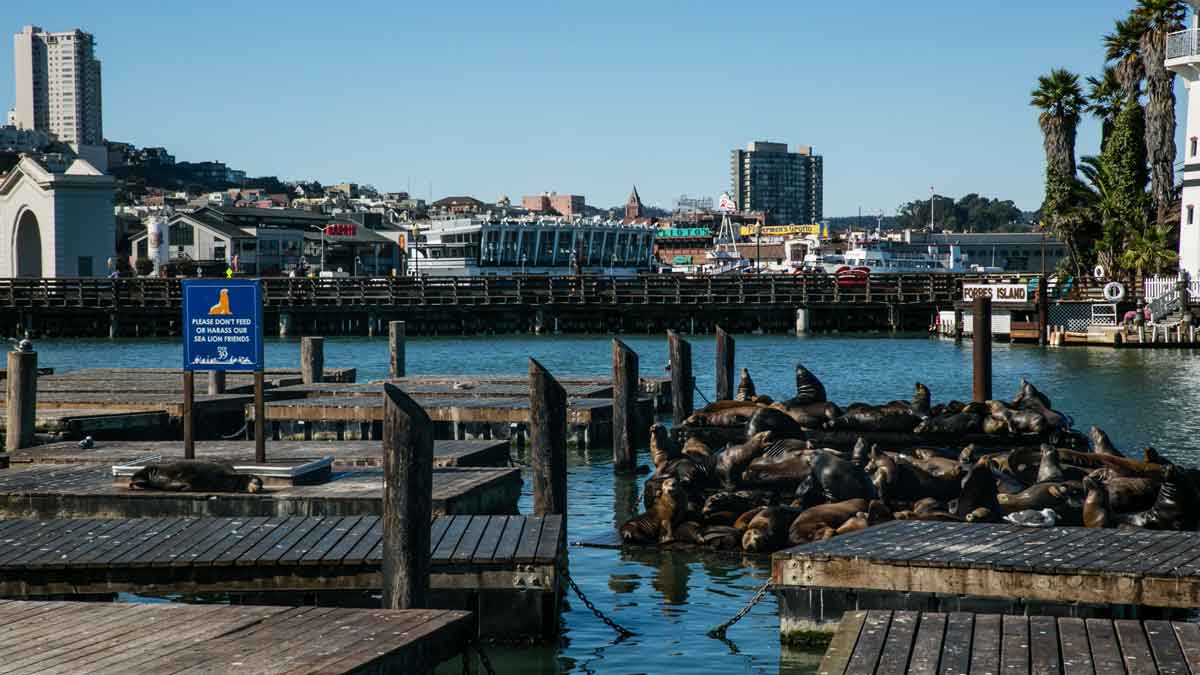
[{"xmin": 182, "ymin": 279, "xmax": 265, "ymax": 461}]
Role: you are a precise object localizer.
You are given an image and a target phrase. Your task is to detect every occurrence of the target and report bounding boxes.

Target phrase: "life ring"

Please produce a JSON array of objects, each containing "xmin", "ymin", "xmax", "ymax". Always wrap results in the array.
[
  {"xmin": 1093, "ymin": 265, "xmax": 1106, "ymax": 280},
  {"xmin": 1103, "ymin": 281, "xmax": 1126, "ymax": 302}
]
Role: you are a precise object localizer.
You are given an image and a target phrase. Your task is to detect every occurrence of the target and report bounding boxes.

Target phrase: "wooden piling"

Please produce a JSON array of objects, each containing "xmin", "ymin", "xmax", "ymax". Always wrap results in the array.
[
  {"xmin": 381, "ymin": 383, "xmax": 433, "ymax": 610},
  {"xmin": 667, "ymin": 331, "xmax": 694, "ymax": 426},
  {"xmin": 300, "ymin": 337, "xmax": 325, "ymax": 384},
  {"xmin": 254, "ymin": 371, "xmax": 265, "ymax": 463},
  {"xmin": 528, "ymin": 358, "xmax": 567, "ymax": 517},
  {"xmin": 715, "ymin": 325, "xmax": 735, "ymax": 401},
  {"xmin": 5, "ymin": 349, "xmax": 37, "ymax": 452},
  {"xmin": 954, "ymin": 308, "xmax": 963, "ymax": 344},
  {"xmin": 612, "ymin": 339, "xmax": 638, "ymax": 472},
  {"xmin": 207, "ymin": 371, "xmax": 226, "ymax": 395},
  {"xmin": 1037, "ymin": 276, "xmax": 1048, "ymax": 347},
  {"xmin": 183, "ymin": 370, "xmax": 195, "ymax": 459},
  {"xmin": 389, "ymin": 321, "xmax": 406, "ymax": 379},
  {"xmin": 972, "ymin": 297, "xmax": 992, "ymax": 403}
]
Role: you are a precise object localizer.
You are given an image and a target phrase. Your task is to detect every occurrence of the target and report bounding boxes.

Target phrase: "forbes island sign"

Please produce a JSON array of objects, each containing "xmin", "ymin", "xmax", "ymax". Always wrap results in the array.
[{"xmin": 962, "ymin": 283, "xmax": 1029, "ymax": 304}]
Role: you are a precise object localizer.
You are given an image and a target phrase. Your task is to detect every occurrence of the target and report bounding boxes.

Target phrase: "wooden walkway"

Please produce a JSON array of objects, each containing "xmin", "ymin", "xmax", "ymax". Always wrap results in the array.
[
  {"xmin": 11, "ymin": 438, "xmax": 511, "ymax": 468},
  {"xmin": 818, "ymin": 610, "xmax": 1200, "ymax": 675},
  {"xmin": 773, "ymin": 521, "xmax": 1200, "ymax": 610},
  {"xmin": 0, "ymin": 599, "xmax": 472, "ymax": 674},
  {"xmin": 0, "ymin": 407, "xmax": 169, "ymax": 438},
  {"xmin": 254, "ymin": 395, "xmax": 622, "ymax": 426},
  {"xmin": 0, "ymin": 514, "xmax": 562, "ymax": 597},
  {"xmin": 0, "ymin": 464, "xmax": 521, "ymax": 518},
  {"xmin": 271, "ymin": 380, "xmax": 615, "ymax": 400}
]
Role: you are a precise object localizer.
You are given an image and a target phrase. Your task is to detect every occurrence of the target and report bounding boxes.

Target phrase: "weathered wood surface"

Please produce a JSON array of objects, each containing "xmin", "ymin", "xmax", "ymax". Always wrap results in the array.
[
  {"xmin": 0, "ymin": 514, "xmax": 563, "ymax": 598},
  {"xmin": 0, "ymin": 407, "xmax": 169, "ymax": 436},
  {"xmin": 18, "ymin": 367, "xmax": 355, "ymax": 394},
  {"xmin": 818, "ymin": 610, "xmax": 1200, "ymax": 675},
  {"xmin": 5, "ymin": 350, "xmax": 37, "ymax": 451},
  {"xmin": 0, "ymin": 463, "xmax": 521, "ymax": 518},
  {"xmin": 253, "ymin": 395, "xmax": 630, "ymax": 427},
  {"xmin": 0, "ymin": 599, "xmax": 472, "ymax": 674},
  {"xmin": 271, "ymin": 381, "xmax": 613, "ymax": 400},
  {"xmin": 381, "ymin": 384, "xmax": 433, "ymax": 610},
  {"xmin": 774, "ymin": 520, "xmax": 1200, "ymax": 609},
  {"xmin": 11, "ymin": 438, "xmax": 511, "ymax": 468}
]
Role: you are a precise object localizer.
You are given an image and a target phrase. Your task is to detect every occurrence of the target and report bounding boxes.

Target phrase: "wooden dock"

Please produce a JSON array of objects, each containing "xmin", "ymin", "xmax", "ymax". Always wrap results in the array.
[
  {"xmin": 0, "ymin": 599, "xmax": 472, "ymax": 674},
  {"xmin": 10, "ymin": 438, "xmax": 512, "ymax": 468},
  {"xmin": 0, "ymin": 463, "xmax": 521, "ymax": 517},
  {"xmin": 0, "ymin": 407, "xmax": 169, "ymax": 439},
  {"xmin": 817, "ymin": 610, "xmax": 1200, "ymax": 675},
  {"xmin": 772, "ymin": 521, "xmax": 1200, "ymax": 637},
  {"xmin": 0, "ymin": 514, "xmax": 563, "ymax": 639}
]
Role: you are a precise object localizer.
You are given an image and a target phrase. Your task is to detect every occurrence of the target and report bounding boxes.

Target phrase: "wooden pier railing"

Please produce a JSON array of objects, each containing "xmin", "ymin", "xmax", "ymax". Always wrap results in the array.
[{"xmin": 0, "ymin": 272, "xmax": 1128, "ymax": 311}]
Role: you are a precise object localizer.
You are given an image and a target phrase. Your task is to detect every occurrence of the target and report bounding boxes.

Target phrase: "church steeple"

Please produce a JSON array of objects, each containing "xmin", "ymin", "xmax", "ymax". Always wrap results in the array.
[{"xmin": 625, "ymin": 185, "xmax": 643, "ymax": 222}]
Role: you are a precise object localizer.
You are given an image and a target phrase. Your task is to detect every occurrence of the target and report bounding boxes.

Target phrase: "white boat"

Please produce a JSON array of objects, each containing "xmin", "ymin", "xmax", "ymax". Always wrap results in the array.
[{"xmin": 839, "ymin": 240, "xmax": 967, "ymax": 273}]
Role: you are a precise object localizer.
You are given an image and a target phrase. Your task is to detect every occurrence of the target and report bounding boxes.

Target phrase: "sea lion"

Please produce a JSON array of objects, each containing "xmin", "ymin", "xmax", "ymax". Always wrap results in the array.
[
  {"xmin": 911, "ymin": 382, "xmax": 932, "ymax": 418},
  {"xmin": 685, "ymin": 401, "xmax": 763, "ymax": 428},
  {"xmin": 1036, "ymin": 444, "xmax": 1065, "ymax": 483},
  {"xmin": 746, "ymin": 407, "xmax": 807, "ymax": 440},
  {"xmin": 1143, "ymin": 447, "xmax": 1167, "ymax": 465},
  {"xmin": 716, "ymin": 431, "xmax": 773, "ymax": 486},
  {"xmin": 914, "ymin": 412, "xmax": 983, "ymax": 436},
  {"xmin": 826, "ymin": 408, "xmax": 921, "ymax": 433},
  {"xmin": 649, "ymin": 424, "xmax": 680, "ymax": 471},
  {"xmin": 733, "ymin": 506, "xmax": 767, "ymax": 531},
  {"xmin": 703, "ymin": 511, "xmax": 738, "ymax": 527},
  {"xmin": 997, "ymin": 482, "xmax": 1080, "ymax": 514},
  {"xmin": 786, "ymin": 498, "xmax": 870, "ymax": 545},
  {"xmin": 129, "ymin": 462, "xmax": 263, "ymax": 493},
  {"xmin": 701, "ymin": 525, "xmax": 742, "ymax": 550},
  {"xmin": 1119, "ymin": 466, "xmax": 1199, "ymax": 531},
  {"xmin": 954, "ymin": 464, "xmax": 1000, "ymax": 519},
  {"xmin": 771, "ymin": 400, "xmax": 841, "ymax": 429},
  {"xmin": 670, "ymin": 521, "xmax": 705, "ymax": 545},
  {"xmin": 982, "ymin": 416, "xmax": 1013, "ymax": 435},
  {"xmin": 742, "ymin": 505, "xmax": 805, "ymax": 553},
  {"xmin": 867, "ymin": 448, "xmax": 959, "ymax": 504},
  {"xmin": 1082, "ymin": 474, "xmax": 1114, "ymax": 528},
  {"xmin": 620, "ymin": 477, "xmax": 688, "ymax": 544},
  {"xmin": 912, "ymin": 497, "xmax": 946, "ymax": 514},
  {"xmin": 792, "ymin": 364, "xmax": 827, "ymax": 404},
  {"xmin": 794, "ymin": 451, "xmax": 877, "ymax": 507},
  {"xmin": 1087, "ymin": 469, "xmax": 1159, "ymax": 514},
  {"xmin": 741, "ymin": 451, "xmax": 813, "ymax": 489},
  {"xmin": 905, "ymin": 454, "xmax": 962, "ymax": 480},
  {"xmin": 851, "ymin": 438, "xmax": 870, "ymax": 468},
  {"xmin": 735, "ymin": 368, "xmax": 757, "ymax": 402},
  {"xmin": 1089, "ymin": 427, "xmax": 1123, "ymax": 457},
  {"xmin": 1013, "ymin": 378, "xmax": 1053, "ymax": 410},
  {"xmin": 895, "ymin": 510, "xmax": 962, "ymax": 522},
  {"xmin": 682, "ymin": 435, "xmax": 714, "ymax": 459},
  {"xmin": 701, "ymin": 490, "xmax": 771, "ymax": 520},
  {"xmin": 835, "ymin": 513, "xmax": 870, "ymax": 535}
]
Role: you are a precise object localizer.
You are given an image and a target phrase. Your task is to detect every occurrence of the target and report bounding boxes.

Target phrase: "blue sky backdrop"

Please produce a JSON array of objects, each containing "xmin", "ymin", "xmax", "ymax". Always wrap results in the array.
[{"xmin": 0, "ymin": 1, "xmax": 1181, "ymax": 215}]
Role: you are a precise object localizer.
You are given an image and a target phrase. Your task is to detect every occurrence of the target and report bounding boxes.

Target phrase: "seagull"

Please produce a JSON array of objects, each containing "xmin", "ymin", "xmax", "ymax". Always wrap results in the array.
[
  {"xmin": 1003, "ymin": 508, "xmax": 1057, "ymax": 528},
  {"xmin": 78, "ymin": 436, "xmax": 95, "ymax": 449}
]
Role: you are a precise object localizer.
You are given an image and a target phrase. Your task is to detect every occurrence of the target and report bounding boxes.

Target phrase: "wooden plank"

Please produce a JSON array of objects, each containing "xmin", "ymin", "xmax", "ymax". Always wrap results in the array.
[
  {"xmin": 15, "ymin": 519, "xmax": 125, "ymax": 567},
  {"xmin": 151, "ymin": 517, "xmax": 238, "ymax": 567},
  {"xmin": 1114, "ymin": 619, "xmax": 1158, "ymax": 675},
  {"xmin": 236, "ymin": 517, "xmax": 309, "ymax": 565},
  {"xmin": 1000, "ymin": 614, "xmax": 1030, "ymax": 675},
  {"xmin": 1056, "ymin": 618, "xmax": 1093, "ymax": 675},
  {"xmin": 319, "ymin": 515, "xmax": 377, "ymax": 565},
  {"xmin": 1028, "ymin": 616, "xmax": 1060, "ymax": 675},
  {"xmin": 514, "ymin": 515, "xmax": 545, "ymax": 564},
  {"xmin": 941, "ymin": 613, "xmax": 976, "ymax": 675},
  {"xmin": 470, "ymin": 515, "xmax": 508, "ymax": 563},
  {"xmin": 102, "ymin": 518, "xmax": 194, "ymax": 566},
  {"xmin": 431, "ymin": 515, "xmax": 472, "ymax": 564},
  {"xmin": 204, "ymin": 516, "xmax": 285, "ymax": 565},
  {"xmin": 818, "ymin": 609, "xmax": 867, "ymax": 675},
  {"xmin": 76, "ymin": 517, "xmax": 170, "ymax": 566},
  {"xmin": 491, "ymin": 514, "xmax": 525, "ymax": 563},
  {"xmin": 906, "ymin": 612, "xmax": 946, "ymax": 675},
  {"xmin": 427, "ymin": 515, "xmax": 453, "ymax": 555},
  {"xmin": 251, "ymin": 516, "xmax": 325, "ymax": 565},
  {"xmin": 1085, "ymin": 619, "xmax": 1125, "ymax": 675},
  {"xmin": 876, "ymin": 610, "xmax": 919, "ymax": 675},
  {"xmin": 534, "ymin": 514, "xmax": 564, "ymax": 563},
  {"xmin": 299, "ymin": 516, "xmax": 362, "ymax": 565},
  {"xmin": 190, "ymin": 517, "xmax": 272, "ymax": 565},
  {"xmin": 1143, "ymin": 620, "xmax": 1189, "ymax": 675},
  {"xmin": 278, "ymin": 516, "xmax": 352, "ymax": 565},
  {"xmin": 341, "ymin": 516, "xmax": 382, "ymax": 565},
  {"xmin": 845, "ymin": 610, "xmax": 893, "ymax": 675},
  {"xmin": 1171, "ymin": 622, "xmax": 1200, "ymax": 674},
  {"xmin": 450, "ymin": 515, "xmax": 491, "ymax": 564},
  {"xmin": 969, "ymin": 613, "xmax": 1001, "ymax": 675}
]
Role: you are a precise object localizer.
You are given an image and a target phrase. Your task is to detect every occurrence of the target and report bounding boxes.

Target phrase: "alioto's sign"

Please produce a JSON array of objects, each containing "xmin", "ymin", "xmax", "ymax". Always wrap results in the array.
[
  {"xmin": 181, "ymin": 279, "xmax": 264, "ymax": 371},
  {"xmin": 962, "ymin": 283, "xmax": 1029, "ymax": 303}
]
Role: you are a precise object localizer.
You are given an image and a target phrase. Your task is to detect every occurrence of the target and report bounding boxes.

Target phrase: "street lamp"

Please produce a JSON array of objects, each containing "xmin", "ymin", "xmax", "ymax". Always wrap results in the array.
[
  {"xmin": 611, "ymin": 254, "xmax": 618, "ymax": 276},
  {"xmin": 354, "ymin": 255, "xmax": 362, "ymax": 277},
  {"xmin": 308, "ymin": 224, "xmax": 327, "ymax": 274},
  {"xmin": 520, "ymin": 253, "xmax": 527, "ymax": 275}
]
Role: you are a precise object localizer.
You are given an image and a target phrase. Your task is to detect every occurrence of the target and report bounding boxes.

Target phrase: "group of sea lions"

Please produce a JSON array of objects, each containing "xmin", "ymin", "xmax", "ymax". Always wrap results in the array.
[{"xmin": 620, "ymin": 365, "xmax": 1195, "ymax": 554}]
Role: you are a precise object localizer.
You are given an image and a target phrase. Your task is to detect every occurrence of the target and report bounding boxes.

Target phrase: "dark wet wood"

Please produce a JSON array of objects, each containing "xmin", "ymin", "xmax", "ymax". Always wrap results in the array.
[
  {"xmin": 0, "ymin": 599, "xmax": 471, "ymax": 674},
  {"xmin": 611, "ymin": 339, "xmax": 638, "ymax": 472},
  {"xmin": 300, "ymin": 337, "xmax": 324, "ymax": 384},
  {"xmin": 667, "ymin": 331, "xmax": 693, "ymax": 425},
  {"xmin": 529, "ymin": 359, "xmax": 566, "ymax": 517},
  {"xmin": 972, "ymin": 296, "xmax": 992, "ymax": 402},
  {"xmin": 389, "ymin": 320, "xmax": 405, "ymax": 378},
  {"xmin": 381, "ymin": 384, "xmax": 433, "ymax": 610},
  {"xmin": 715, "ymin": 325, "xmax": 734, "ymax": 401},
  {"xmin": 5, "ymin": 350, "xmax": 37, "ymax": 452},
  {"xmin": 821, "ymin": 611, "xmax": 1200, "ymax": 675}
]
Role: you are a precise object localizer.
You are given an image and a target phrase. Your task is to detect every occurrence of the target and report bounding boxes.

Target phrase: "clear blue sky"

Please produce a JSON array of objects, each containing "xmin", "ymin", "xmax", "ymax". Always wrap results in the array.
[{"xmin": 0, "ymin": 0, "xmax": 1175, "ymax": 214}]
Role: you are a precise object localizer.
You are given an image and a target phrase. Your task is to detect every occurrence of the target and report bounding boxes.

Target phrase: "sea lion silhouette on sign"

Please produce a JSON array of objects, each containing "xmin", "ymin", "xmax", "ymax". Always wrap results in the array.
[{"xmin": 209, "ymin": 288, "xmax": 233, "ymax": 315}]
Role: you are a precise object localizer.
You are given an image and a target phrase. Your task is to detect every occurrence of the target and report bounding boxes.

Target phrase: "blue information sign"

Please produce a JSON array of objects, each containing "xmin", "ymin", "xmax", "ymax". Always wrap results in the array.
[{"xmin": 181, "ymin": 279, "xmax": 264, "ymax": 372}]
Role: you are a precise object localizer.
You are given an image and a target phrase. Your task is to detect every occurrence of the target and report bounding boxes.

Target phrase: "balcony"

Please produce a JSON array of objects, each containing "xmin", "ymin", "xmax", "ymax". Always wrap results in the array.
[{"xmin": 1168, "ymin": 29, "xmax": 1200, "ymax": 60}]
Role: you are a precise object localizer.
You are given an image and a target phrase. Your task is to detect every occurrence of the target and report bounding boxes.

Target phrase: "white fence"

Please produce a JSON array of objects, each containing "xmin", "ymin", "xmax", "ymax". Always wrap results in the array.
[{"xmin": 1144, "ymin": 276, "xmax": 1200, "ymax": 303}]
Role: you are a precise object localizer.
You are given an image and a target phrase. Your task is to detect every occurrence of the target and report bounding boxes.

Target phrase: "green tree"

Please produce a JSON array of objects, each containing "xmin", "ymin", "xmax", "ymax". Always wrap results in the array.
[
  {"xmin": 1087, "ymin": 67, "xmax": 1125, "ymax": 150},
  {"xmin": 1032, "ymin": 69, "xmax": 1087, "ymax": 274},
  {"xmin": 1121, "ymin": 222, "xmax": 1178, "ymax": 276},
  {"xmin": 1137, "ymin": 0, "xmax": 1187, "ymax": 225},
  {"xmin": 1105, "ymin": 14, "xmax": 1149, "ymax": 100}
]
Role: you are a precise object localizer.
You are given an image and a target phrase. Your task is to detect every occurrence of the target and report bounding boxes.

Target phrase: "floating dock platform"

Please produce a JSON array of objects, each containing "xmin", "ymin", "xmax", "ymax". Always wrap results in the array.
[
  {"xmin": 0, "ymin": 599, "xmax": 472, "ymax": 674},
  {"xmin": 817, "ymin": 610, "xmax": 1200, "ymax": 675}
]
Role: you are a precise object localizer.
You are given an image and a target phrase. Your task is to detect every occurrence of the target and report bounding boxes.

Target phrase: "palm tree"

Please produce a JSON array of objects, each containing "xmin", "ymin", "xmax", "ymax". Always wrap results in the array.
[
  {"xmin": 1121, "ymin": 221, "xmax": 1179, "ymax": 276},
  {"xmin": 1031, "ymin": 69, "xmax": 1086, "ymax": 179},
  {"xmin": 1105, "ymin": 14, "xmax": 1149, "ymax": 100},
  {"xmin": 1138, "ymin": 0, "xmax": 1188, "ymax": 225},
  {"xmin": 1087, "ymin": 67, "xmax": 1125, "ymax": 150}
]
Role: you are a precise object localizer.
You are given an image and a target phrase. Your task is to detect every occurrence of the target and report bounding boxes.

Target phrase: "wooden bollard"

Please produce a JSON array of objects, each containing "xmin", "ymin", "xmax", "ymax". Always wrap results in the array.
[
  {"xmin": 5, "ymin": 348, "xmax": 37, "ymax": 452},
  {"xmin": 389, "ymin": 321, "xmax": 406, "ymax": 379},
  {"xmin": 714, "ymin": 325, "xmax": 735, "ymax": 401},
  {"xmin": 528, "ymin": 358, "xmax": 567, "ymax": 517},
  {"xmin": 1037, "ymin": 276, "xmax": 1048, "ymax": 347},
  {"xmin": 954, "ymin": 308, "xmax": 964, "ymax": 344},
  {"xmin": 381, "ymin": 383, "xmax": 433, "ymax": 610},
  {"xmin": 612, "ymin": 339, "xmax": 639, "ymax": 472},
  {"xmin": 667, "ymin": 331, "xmax": 694, "ymax": 426},
  {"xmin": 207, "ymin": 370, "xmax": 226, "ymax": 395},
  {"xmin": 300, "ymin": 336, "xmax": 325, "ymax": 384},
  {"xmin": 972, "ymin": 297, "xmax": 992, "ymax": 403}
]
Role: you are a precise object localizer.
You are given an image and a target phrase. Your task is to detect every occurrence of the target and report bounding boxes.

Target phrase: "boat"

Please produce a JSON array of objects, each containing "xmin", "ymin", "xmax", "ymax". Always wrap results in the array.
[{"xmin": 838, "ymin": 239, "xmax": 968, "ymax": 273}]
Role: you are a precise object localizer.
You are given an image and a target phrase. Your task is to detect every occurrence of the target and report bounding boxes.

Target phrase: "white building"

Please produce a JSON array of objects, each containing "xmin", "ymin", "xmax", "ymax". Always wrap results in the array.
[
  {"xmin": 0, "ymin": 155, "xmax": 116, "ymax": 277},
  {"xmin": 1168, "ymin": 5, "xmax": 1200, "ymax": 279},
  {"xmin": 12, "ymin": 26, "xmax": 103, "ymax": 148}
]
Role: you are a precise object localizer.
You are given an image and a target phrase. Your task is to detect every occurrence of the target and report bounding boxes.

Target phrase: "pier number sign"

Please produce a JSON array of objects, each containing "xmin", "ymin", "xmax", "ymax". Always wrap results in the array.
[
  {"xmin": 962, "ymin": 283, "xmax": 1028, "ymax": 304},
  {"xmin": 181, "ymin": 279, "xmax": 264, "ymax": 371}
]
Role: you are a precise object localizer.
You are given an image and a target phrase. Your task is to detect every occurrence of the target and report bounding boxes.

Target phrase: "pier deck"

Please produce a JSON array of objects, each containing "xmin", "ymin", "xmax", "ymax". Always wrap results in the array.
[
  {"xmin": 0, "ymin": 599, "xmax": 472, "ymax": 674},
  {"xmin": 817, "ymin": 610, "xmax": 1200, "ymax": 675},
  {"xmin": 0, "ymin": 408, "xmax": 169, "ymax": 438},
  {"xmin": 254, "ymin": 395, "xmax": 621, "ymax": 426},
  {"xmin": 11, "ymin": 438, "xmax": 511, "ymax": 468},
  {"xmin": 0, "ymin": 463, "xmax": 521, "ymax": 517},
  {"xmin": 773, "ymin": 521, "xmax": 1200, "ymax": 611}
]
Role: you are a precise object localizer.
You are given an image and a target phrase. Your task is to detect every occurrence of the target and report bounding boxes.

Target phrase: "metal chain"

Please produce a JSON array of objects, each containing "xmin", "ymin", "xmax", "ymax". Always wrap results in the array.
[
  {"xmin": 557, "ymin": 558, "xmax": 635, "ymax": 638},
  {"xmin": 462, "ymin": 639, "xmax": 497, "ymax": 675},
  {"xmin": 694, "ymin": 382, "xmax": 712, "ymax": 406},
  {"xmin": 706, "ymin": 580, "xmax": 771, "ymax": 639}
]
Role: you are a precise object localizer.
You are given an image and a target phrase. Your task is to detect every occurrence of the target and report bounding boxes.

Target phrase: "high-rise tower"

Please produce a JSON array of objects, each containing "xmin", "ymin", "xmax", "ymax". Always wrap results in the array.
[
  {"xmin": 13, "ymin": 26, "xmax": 103, "ymax": 147},
  {"xmin": 729, "ymin": 142, "xmax": 822, "ymax": 225},
  {"xmin": 1168, "ymin": 6, "xmax": 1200, "ymax": 278}
]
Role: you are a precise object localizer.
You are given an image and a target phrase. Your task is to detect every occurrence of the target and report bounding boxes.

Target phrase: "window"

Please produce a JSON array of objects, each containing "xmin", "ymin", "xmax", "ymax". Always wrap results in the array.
[
  {"xmin": 77, "ymin": 256, "xmax": 92, "ymax": 276},
  {"xmin": 213, "ymin": 245, "xmax": 226, "ymax": 260},
  {"xmin": 1189, "ymin": 206, "xmax": 1195, "ymax": 226},
  {"xmin": 1192, "ymin": 137, "xmax": 1198, "ymax": 158}
]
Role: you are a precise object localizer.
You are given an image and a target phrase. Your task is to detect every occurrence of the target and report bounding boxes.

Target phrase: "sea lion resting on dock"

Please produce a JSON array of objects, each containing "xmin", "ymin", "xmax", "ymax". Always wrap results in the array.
[
  {"xmin": 128, "ymin": 461, "xmax": 263, "ymax": 493},
  {"xmin": 793, "ymin": 451, "xmax": 877, "ymax": 508},
  {"xmin": 787, "ymin": 498, "xmax": 872, "ymax": 545},
  {"xmin": 742, "ymin": 505, "xmax": 805, "ymax": 552},
  {"xmin": 621, "ymin": 477, "xmax": 689, "ymax": 545},
  {"xmin": 684, "ymin": 401, "xmax": 763, "ymax": 428}
]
